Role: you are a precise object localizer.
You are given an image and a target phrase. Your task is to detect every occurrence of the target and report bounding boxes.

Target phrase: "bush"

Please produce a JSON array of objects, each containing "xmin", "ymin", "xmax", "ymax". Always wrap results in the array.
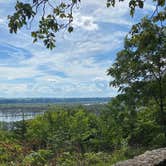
[
  {"xmin": 23, "ymin": 149, "xmax": 53, "ymax": 166},
  {"xmin": 0, "ymin": 141, "xmax": 23, "ymax": 164}
]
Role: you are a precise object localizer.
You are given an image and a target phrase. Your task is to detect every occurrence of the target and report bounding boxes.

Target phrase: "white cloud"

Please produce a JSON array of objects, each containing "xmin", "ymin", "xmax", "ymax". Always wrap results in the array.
[
  {"xmin": 0, "ymin": 83, "xmax": 28, "ymax": 96},
  {"xmin": 0, "ymin": 66, "xmax": 39, "ymax": 80},
  {"xmin": 0, "ymin": 18, "xmax": 4, "ymax": 23},
  {"xmin": 73, "ymin": 14, "xmax": 98, "ymax": 31},
  {"xmin": 1, "ymin": 0, "xmax": 154, "ymax": 97},
  {"xmin": 79, "ymin": 0, "xmax": 133, "ymax": 26}
]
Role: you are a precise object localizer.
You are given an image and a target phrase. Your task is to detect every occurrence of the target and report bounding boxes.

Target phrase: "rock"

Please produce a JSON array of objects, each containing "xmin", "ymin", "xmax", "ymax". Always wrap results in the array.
[{"xmin": 113, "ymin": 148, "xmax": 166, "ymax": 166}]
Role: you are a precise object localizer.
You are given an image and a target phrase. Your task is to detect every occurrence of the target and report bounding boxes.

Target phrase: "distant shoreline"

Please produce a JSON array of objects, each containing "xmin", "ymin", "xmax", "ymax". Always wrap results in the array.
[{"xmin": 0, "ymin": 97, "xmax": 112, "ymax": 105}]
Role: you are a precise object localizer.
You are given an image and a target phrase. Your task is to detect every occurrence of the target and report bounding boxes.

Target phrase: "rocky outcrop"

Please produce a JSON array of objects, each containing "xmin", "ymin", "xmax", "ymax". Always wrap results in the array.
[{"xmin": 114, "ymin": 148, "xmax": 166, "ymax": 166}]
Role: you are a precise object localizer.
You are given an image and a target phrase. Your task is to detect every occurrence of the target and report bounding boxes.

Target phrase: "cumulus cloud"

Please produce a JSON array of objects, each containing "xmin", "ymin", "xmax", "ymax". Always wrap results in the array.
[
  {"xmin": 73, "ymin": 14, "xmax": 98, "ymax": 31},
  {"xmin": 0, "ymin": 18, "xmax": 4, "ymax": 23}
]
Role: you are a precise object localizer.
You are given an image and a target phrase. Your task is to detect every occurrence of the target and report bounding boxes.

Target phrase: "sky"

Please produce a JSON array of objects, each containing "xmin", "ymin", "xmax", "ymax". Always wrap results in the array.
[{"xmin": 0, "ymin": 0, "xmax": 155, "ymax": 98}]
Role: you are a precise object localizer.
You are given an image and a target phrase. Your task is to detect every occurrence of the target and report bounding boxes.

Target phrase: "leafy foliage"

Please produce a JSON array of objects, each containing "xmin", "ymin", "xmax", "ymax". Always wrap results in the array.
[
  {"xmin": 8, "ymin": 0, "xmax": 80, "ymax": 49},
  {"xmin": 0, "ymin": 102, "xmax": 165, "ymax": 165},
  {"xmin": 23, "ymin": 149, "xmax": 53, "ymax": 166},
  {"xmin": 1, "ymin": 1, "xmax": 166, "ymax": 165},
  {"xmin": 7, "ymin": 0, "xmax": 166, "ymax": 49},
  {"xmin": 108, "ymin": 18, "xmax": 166, "ymax": 132}
]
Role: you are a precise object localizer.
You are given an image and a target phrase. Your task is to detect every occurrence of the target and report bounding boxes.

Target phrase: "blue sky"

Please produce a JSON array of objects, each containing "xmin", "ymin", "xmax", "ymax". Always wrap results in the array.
[{"xmin": 0, "ymin": 0, "xmax": 155, "ymax": 98}]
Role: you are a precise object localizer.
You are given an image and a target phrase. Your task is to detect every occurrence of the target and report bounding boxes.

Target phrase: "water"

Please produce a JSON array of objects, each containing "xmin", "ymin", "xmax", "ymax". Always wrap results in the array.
[
  {"xmin": 0, "ymin": 97, "xmax": 111, "ymax": 122},
  {"xmin": 0, "ymin": 112, "xmax": 43, "ymax": 122}
]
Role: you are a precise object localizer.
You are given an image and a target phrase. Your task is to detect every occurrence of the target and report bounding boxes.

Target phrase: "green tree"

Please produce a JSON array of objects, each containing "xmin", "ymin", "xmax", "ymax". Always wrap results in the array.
[
  {"xmin": 107, "ymin": 18, "xmax": 166, "ymax": 133},
  {"xmin": 26, "ymin": 115, "xmax": 49, "ymax": 150},
  {"xmin": 8, "ymin": 0, "xmax": 166, "ymax": 49},
  {"xmin": 13, "ymin": 112, "xmax": 27, "ymax": 143},
  {"xmin": 69, "ymin": 109, "xmax": 98, "ymax": 153},
  {"xmin": 129, "ymin": 106, "xmax": 166, "ymax": 147}
]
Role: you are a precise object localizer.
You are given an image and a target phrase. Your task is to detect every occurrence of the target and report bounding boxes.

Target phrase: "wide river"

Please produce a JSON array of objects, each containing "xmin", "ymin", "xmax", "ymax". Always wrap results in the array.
[
  {"xmin": 0, "ymin": 112, "xmax": 43, "ymax": 122},
  {"xmin": 0, "ymin": 98, "xmax": 110, "ymax": 122}
]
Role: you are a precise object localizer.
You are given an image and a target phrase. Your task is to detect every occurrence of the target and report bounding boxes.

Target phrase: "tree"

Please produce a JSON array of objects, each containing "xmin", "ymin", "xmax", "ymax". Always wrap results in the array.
[
  {"xmin": 8, "ymin": 0, "xmax": 80, "ymax": 49},
  {"xmin": 107, "ymin": 18, "xmax": 166, "ymax": 132},
  {"xmin": 8, "ymin": 0, "xmax": 166, "ymax": 49},
  {"xmin": 13, "ymin": 111, "xmax": 27, "ymax": 143}
]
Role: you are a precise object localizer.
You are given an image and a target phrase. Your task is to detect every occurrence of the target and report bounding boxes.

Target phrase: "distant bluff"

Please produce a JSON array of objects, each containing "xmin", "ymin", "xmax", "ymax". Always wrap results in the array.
[{"xmin": 114, "ymin": 148, "xmax": 166, "ymax": 166}]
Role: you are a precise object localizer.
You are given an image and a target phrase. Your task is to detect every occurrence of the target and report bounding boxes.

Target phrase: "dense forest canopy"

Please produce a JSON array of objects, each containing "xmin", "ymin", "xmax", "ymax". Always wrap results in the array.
[{"xmin": 0, "ymin": 104, "xmax": 165, "ymax": 165}]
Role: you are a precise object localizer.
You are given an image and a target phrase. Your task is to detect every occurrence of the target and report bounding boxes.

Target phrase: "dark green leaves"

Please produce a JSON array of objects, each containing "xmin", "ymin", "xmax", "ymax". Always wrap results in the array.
[
  {"xmin": 152, "ymin": 8, "xmax": 166, "ymax": 22},
  {"xmin": 106, "ymin": 0, "xmax": 145, "ymax": 17},
  {"xmin": 157, "ymin": 0, "xmax": 165, "ymax": 6},
  {"xmin": 106, "ymin": 0, "xmax": 115, "ymax": 7},
  {"xmin": 30, "ymin": 16, "xmax": 58, "ymax": 49},
  {"xmin": 8, "ymin": 0, "xmax": 166, "ymax": 49},
  {"xmin": 68, "ymin": 26, "xmax": 74, "ymax": 33},
  {"xmin": 138, "ymin": 0, "xmax": 144, "ymax": 8},
  {"xmin": 129, "ymin": 0, "xmax": 144, "ymax": 17},
  {"xmin": 8, "ymin": 2, "xmax": 35, "ymax": 33},
  {"xmin": 108, "ymin": 18, "xmax": 166, "ymax": 126},
  {"xmin": 8, "ymin": 0, "xmax": 79, "ymax": 49}
]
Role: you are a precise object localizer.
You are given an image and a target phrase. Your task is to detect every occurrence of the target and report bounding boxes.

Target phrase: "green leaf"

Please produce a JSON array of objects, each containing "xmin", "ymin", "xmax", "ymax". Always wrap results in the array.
[{"xmin": 68, "ymin": 26, "xmax": 74, "ymax": 33}]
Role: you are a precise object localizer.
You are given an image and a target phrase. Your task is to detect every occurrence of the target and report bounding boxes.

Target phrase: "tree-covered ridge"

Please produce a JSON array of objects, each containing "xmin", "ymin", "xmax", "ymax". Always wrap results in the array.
[{"xmin": 0, "ymin": 101, "xmax": 165, "ymax": 165}]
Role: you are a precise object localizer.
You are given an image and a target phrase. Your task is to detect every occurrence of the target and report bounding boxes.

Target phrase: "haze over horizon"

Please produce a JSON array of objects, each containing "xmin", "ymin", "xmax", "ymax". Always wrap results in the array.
[{"xmin": 0, "ymin": 0, "xmax": 155, "ymax": 98}]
